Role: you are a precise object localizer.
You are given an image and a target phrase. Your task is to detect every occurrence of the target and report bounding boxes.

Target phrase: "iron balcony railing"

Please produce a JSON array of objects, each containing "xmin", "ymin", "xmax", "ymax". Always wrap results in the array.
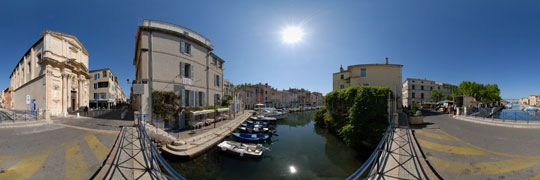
[
  {"xmin": 136, "ymin": 114, "xmax": 186, "ymax": 180},
  {"xmin": 346, "ymin": 118, "xmax": 395, "ymax": 180}
]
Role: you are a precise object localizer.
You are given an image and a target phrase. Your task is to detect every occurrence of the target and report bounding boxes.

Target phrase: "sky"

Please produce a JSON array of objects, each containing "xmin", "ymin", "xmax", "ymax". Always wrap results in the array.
[{"xmin": 1, "ymin": 0, "xmax": 540, "ymax": 99}]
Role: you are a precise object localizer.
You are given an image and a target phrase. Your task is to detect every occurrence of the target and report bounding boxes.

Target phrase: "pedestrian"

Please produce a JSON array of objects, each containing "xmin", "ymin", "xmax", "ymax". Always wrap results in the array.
[{"xmin": 84, "ymin": 106, "xmax": 88, "ymax": 115}]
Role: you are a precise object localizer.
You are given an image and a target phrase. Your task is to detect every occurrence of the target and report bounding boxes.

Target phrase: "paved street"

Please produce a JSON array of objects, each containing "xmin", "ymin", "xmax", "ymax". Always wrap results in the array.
[
  {"xmin": 414, "ymin": 111, "xmax": 540, "ymax": 180},
  {"xmin": 0, "ymin": 116, "xmax": 132, "ymax": 180}
]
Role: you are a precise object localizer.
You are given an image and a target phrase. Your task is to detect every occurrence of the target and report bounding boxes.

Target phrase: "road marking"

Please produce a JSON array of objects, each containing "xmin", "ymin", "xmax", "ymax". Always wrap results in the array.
[
  {"xmin": 417, "ymin": 138, "xmax": 488, "ymax": 155},
  {"xmin": 65, "ymin": 139, "xmax": 90, "ymax": 180},
  {"xmin": 530, "ymin": 173, "xmax": 540, "ymax": 180},
  {"xmin": 84, "ymin": 133, "xmax": 109, "ymax": 162},
  {"xmin": 415, "ymin": 130, "xmax": 455, "ymax": 141},
  {"xmin": 428, "ymin": 156, "xmax": 540, "ymax": 175},
  {"xmin": 58, "ymin": 123, "xmax": 119, "ymax": 134},
  {"xmin": 438, "ymin": 129, "xmax": 540, "ymax": 159},
  {"xmin": 0, "ymin": 145, "xmax": 56, "ymax": 180}
]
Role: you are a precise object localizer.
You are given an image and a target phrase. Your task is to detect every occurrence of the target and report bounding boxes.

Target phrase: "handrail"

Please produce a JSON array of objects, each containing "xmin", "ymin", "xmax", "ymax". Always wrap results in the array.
[
  {"xmin": 346, "ymin": 118, "xmax": 395, "ymax": 180},
  {"xmin": 136, "ymin": 114, "xmax": 186, "ymax": 180}
]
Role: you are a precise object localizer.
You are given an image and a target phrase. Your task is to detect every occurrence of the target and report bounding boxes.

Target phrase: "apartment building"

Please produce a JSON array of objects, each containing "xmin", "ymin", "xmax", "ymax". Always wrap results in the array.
[
  {"xmin": 89, "ymin": 68, "xmax": 126, "ymax": 109},
  {"xmin": 311, "ymin": 92, "xmax": 324, "ymax": 107},
  {"xmin": 9, "ymin": 30, "xmax": 90, "ymax": 116},
  {"xmin": 402, "ymin": 78, "xmax": 457, "ymax": 107},
  {"xmin": 529, "ymin": 95, "xmax": 540, "ymax": 106},
  {"xmin": 133, "ymin": 20, "xmax": 224, "ymax": 115},
  {"xmin": 333, "ymin": 58, "xmax": 403, "ymax": 97},
  {"xmin": 224, "ymin": 79, "xmax": 234, "ymax": 98},
  {"xmin": 519, "ymin": 97, "xmax": 530, "ymax": 105}
]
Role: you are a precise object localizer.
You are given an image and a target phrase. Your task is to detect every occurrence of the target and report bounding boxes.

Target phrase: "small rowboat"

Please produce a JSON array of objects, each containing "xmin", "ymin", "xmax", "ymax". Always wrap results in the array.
[
  {"xmin": 232, "ymin": 133, "xmax": 271, "ymax": 142},
  {"xmin": 238, "ymin": 126, "xmax": 270, "ymax": 133},
  {"xmin": 217, "ymin": 141, "xmax": 270, "ymax": 158}
]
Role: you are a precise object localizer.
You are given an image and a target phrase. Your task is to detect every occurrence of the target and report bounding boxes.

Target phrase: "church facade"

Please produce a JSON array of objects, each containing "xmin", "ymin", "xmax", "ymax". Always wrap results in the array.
[{"xmin": 10, "ymin": 30, "xmax": 90, "ymax": 116}]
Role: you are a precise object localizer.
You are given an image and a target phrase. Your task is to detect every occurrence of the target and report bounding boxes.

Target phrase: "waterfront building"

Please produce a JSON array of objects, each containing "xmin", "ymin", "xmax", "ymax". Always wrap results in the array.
[
  {"xmin": 333, "ymin": 58, "xmax": 403, "ymax": 102},
  {"xmin": 311, "ymin": 92, "xmax": 324, "ymax": 107},
  {"xmin": 89, "ymin": 68, "xmax": 127, "ymax": 109},
  {"xmin": 9, "ymin": 30, "xmax": 90, "ymax": 116},
  {"xmin": 224, "ymin": 79, "xmax": 234, "ymax": 98},
  {"xmin": 519, "ymin": 97, "xmax": 530, "ymax": 105},
  {"xmin": 529, "ymin": 95, "xmax": 540, "ymax": 106},
  {"xmin": 237, "ymin": 85, "xmax": 256, "ymax": 109},
  {"xmin": 402, "ymin": 78, "xmax": 457, "ymax": 107},
  {"xmin": 133, "ymin": 20, "xmax": 225, "ymax": 115}
]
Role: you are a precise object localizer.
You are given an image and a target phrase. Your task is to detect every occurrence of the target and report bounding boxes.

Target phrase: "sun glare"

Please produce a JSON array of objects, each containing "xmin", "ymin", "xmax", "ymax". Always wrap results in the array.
[{"xmin": 282, "ymin": 26, "xmax": 304, "ymax": 43}]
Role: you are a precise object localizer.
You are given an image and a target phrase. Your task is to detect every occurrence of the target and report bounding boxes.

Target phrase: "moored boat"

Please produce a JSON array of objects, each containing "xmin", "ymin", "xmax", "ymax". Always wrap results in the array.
[
  {"xmin": 217, "ymin": 141, "xmax": 269, "ymax": 158},
  {"xmin": 238, "ymin": 126, "xmax": 270, "ymax": 133},
  {"xmin": 232, "ymin": 133, "xmax": 271, "ymax": 142}
]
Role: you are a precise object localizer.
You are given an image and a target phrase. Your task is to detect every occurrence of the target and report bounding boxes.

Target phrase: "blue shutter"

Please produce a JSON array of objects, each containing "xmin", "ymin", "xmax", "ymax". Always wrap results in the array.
[
  {"xmin": 189, "ymin": 90, "xmax": 194, "ymax": 106},
  {"xmin": 181, "ymin": 89, "xmax": 186, "ymax": 107},
  {"xmin": 180, "ymin": 62, "xmax": 185, "ymax": 78},
  {"xmin": 190, "ymin": 64, "xmax": 194, "ymax": 79}
]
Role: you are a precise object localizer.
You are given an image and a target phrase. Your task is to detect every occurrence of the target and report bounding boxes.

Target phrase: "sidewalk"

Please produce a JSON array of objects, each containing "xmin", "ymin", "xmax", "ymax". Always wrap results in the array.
[
  {"xmin": 0, "ymin": 119, "xmax": 53, "ymax": 128},
  {"xmin": 161, "ymin": 111, "xmax": 252, "ymax": 158}
]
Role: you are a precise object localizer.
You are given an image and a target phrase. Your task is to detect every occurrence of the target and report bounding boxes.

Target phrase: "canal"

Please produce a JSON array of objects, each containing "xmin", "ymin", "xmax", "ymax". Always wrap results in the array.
[
  {"xmin": 166, "ymin": 110, "xmax": 366, "ymax": 180},
  {"xmin": 494, "ymin": 105, "xmax": 540, "ymax": 121}
]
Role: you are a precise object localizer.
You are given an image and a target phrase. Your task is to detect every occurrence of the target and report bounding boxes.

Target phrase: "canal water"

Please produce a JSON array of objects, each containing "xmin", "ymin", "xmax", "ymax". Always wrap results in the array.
[
  {"xmin": 494, "ymin": 105, "xmax": 540, "ymax": 121},
  {"xmin": 166, "ymin": 110, "xmax": 366, "ymax": 180}
]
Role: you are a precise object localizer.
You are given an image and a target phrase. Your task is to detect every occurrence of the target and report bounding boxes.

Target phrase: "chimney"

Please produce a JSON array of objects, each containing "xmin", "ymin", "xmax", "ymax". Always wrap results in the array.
[
  {"xmin": 385, "ymin": 57, "xmax": 389, "ymax": 64},
  {"xmin": 340, "ymin": 65, "xmax": 344, "ymax": 72}
]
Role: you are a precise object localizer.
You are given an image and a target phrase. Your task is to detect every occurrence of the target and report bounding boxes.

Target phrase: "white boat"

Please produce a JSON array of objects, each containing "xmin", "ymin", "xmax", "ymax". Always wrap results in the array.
[
  {"xmin": 250, "ymin": 115, "xmax": 277, "ymax": 122},
  {"xmin": 217, "ymin": 141, "xmax": 269, "ymax": 158},
  {"xmin": 257, "ymin": 108, "xmax": 286, "ymax": 120}
]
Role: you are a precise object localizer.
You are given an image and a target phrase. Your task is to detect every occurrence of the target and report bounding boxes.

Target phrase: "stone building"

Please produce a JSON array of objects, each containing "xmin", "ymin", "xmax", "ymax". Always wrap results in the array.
[
  {"xmin": 133, "ymin": 20, "xmax": 225, "ymax": 115},
  {"xmin": 402, "ymin": 78, "xmax": 457, "ymax": 107},
  {"xmin": 89, "ymin": 68, "xmax": 127, "ymax": 109},
  {"xmin": 9, "ymin": 30, "xmax": 90, "ymax": 116}
]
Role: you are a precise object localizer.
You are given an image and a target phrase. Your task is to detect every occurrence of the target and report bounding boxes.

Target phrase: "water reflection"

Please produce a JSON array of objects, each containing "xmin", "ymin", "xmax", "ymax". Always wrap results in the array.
[{"xmin": 165, "ymin": 111, "xmax": 364, "ymax": 180}]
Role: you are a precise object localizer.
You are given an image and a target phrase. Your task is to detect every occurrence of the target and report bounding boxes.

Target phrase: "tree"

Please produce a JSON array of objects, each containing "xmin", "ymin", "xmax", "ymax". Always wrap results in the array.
[
  {"xmin": 452, "ymin": 81, "xmax": 501, "ymax": 102},
  {"xmin": 430, "ymin": 90, "xmax": 443, "ymax": 102}
]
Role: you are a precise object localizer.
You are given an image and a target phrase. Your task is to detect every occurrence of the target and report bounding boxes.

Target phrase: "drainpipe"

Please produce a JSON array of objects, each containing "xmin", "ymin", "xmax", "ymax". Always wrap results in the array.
[
  {"xmin": 206, "ymin": 51, "xmax": 211, "ymax": 106},
  {"xmin": 148, "ymin": 30, "xmax": 153, "ymax": 120}
]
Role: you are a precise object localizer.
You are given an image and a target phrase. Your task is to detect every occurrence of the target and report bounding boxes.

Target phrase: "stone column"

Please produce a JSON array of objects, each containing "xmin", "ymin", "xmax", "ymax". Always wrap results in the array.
[
  {"xmin": 62, "ymin": 72, "xmax": 68, "ymax": 115},
  {"xmin": 77, "ymin": 78, "xmax": 81, "ymax": 109}
]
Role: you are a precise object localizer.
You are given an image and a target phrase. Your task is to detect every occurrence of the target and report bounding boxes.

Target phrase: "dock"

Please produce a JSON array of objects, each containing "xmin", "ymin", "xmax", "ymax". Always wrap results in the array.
[{"xmin": 161, "ymin": 110, "xmax": 253, "ymax": 158}]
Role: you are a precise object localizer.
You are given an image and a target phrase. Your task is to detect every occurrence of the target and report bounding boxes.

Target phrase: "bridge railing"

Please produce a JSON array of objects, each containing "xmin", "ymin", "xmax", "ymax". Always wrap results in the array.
[
  {"xmin": 346, "ymin": 118, "xmax": 395, "ymax": 180},
  {"xmin": 136, "ymin": 114, "xmax": 186, "ymax": 180}
]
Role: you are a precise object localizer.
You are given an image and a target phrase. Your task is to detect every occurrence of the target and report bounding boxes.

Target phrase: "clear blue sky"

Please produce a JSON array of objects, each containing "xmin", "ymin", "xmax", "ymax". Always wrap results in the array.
[{"xmin": 1, "ymin": 0, "xmax": 539, "ymax": 99}]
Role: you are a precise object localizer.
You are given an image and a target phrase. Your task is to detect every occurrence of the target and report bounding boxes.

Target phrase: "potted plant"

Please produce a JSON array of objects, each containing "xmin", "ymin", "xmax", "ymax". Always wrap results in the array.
[{"xmin": 410, "ymin": 110, "xmax": 424, "ymax": 125}]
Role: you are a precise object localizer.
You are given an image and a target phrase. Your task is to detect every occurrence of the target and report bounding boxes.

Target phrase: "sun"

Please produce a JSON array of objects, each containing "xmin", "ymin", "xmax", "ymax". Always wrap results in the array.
[{"xmin": 282, "ymin": 26, "xmax": 304, "ymax": 43}]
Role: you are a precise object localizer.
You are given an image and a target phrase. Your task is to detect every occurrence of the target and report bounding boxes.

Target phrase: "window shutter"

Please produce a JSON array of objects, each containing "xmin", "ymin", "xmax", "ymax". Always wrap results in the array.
[
  {"xmin": 181, "ymin": 41, "xmax": 185, "ymax": 53},
  {"xmin": 190, "ymin": 64, "xmax": 194, "ymax": 79},
  {"xmin": 195, "ymin": 91, "xmax": 199, "ymax": 107},
  {"xmin": 214, "ymin": 75, "xmax": 217, "ymax": 86},
  {"xmin": 181, "ymin": 89, "xmax": 186, "ymax": 107},
  {"xmin": 190, "ymin": 90, "xmax": 194, "ymax": 106},
  {"xmin": 180, "ymin": 62, "xmax": 185, "ymax": 78}
]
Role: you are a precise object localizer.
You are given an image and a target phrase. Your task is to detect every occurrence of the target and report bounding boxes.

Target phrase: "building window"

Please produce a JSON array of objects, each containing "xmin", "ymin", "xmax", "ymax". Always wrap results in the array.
[
  {"xmin": 103, "ymin": 71, "xmax": 107, "ymax": 77},
  {"xmin": 185, "ymin": 90, "xmax": 190, "ymax": 106},
  {"xmin": 94, "ymin": 83, "xmax": 98, "ymax": 89},
  {"xmin": 265, "ymin": 96, "xmax": 268, "ymax": 101},
  {"xmin": 430, "ymin": 86, "xmax": 433, "ymax": 91},
  {"xmin": 340, "ymin": 74, "xmax": 344, "ymax": 79},
  {"xmin": 340, "ymin": 84, "xmax": 344, "ymax": 89},
  {"xmin": 421, "ymin": 93, "xmax": 424, "ymax": 98},
  {"xmin": 94, "ymin": 73, "xmax": 99, "ymax": 80},
  {"xmin": 98, "ymin": 82, "xmax": 109, "ymax": 88},
  {"xmin": 100, "ymin": 93, "xmax": 107, "ymax": 99},
  {"xmin": 265, "ymin": 90, "xmax": 267, "ymax": 94},
  {"xmin": 184, "ymin": 42, "xmax": 192, "ymax": 55},
  {"xmin": 363, "ymin": 83, "xmax": 369, "ymax": 86},
  {"xmin": 360, "ymin": 68, "xmax": 366, "ymax": 77},
  {"xmin": 218, "ymin": 61, "xmax": 223, "ymax": 69},
  {"xmin": 212, "ymin": 57, "xmax": 217, "ymax": 65},
  {"xmin": 412, "ymin": 93, "xmax": 415, "ymax": 98},
  {"xmin": 438, "ymin": 86, "xmax": 440, "ymax": 90},
  {"xmin": 94, "ymin": 93, "xmax": 98, "ymax": 99},
  {"xmin": 184, "ymin": 63, "xmax": 192, "ymax": 78},
  {"xmin": 421, "ymin": 86, "xmax": 424, "ymax": 90},
  {"xmin": 412, "ymin": 85, "xmax": 415, "ymax": 90},
  {"xmin": 214, "ymin": 74, "xmax": 220, "ymax": 87}
]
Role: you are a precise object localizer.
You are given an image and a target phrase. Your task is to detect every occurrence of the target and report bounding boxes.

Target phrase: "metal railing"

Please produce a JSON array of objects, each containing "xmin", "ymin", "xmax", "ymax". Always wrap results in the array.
[
  {"xmin": 347, "ymin": 118, "xmax": 395, "ymax": 180},
  {"xmin": 136, "ymin": 114, "xmax": 186, "ymax": 180},
  {"xmin": 0, "ymin": 109, "xmax": 47, "ymax": 123}
]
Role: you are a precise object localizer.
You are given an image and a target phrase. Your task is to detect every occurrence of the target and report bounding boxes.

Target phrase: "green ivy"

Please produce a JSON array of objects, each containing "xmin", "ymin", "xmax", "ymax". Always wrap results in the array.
[
  {"xmin": 152, "ymin": 91, "xmax": 180, "ymax": 124},
  {"xmin": 314, "ymin": 85, "xmax": 390, "ymax": 150}
]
